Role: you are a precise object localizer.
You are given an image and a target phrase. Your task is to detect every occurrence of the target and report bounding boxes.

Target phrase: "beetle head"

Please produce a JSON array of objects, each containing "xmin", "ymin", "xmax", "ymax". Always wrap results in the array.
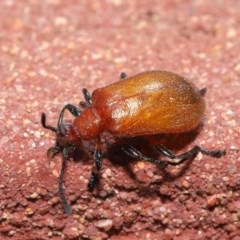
[{"xmin": 41, "ymin": 113, "xmax": 82, "ymax": 159}]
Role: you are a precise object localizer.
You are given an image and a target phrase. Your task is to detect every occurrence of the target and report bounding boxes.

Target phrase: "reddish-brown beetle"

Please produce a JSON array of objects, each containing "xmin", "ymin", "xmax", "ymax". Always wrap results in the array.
[{"xmin": 42, "ymin": 70, "xmax": 225, "ymax": 214}]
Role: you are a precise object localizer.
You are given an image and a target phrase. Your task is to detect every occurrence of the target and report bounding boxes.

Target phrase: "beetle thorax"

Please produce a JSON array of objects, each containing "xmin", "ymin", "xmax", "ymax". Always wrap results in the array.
[{"xmin": 73, "ymin": 107, "xmax": 101, "ymax": 140}]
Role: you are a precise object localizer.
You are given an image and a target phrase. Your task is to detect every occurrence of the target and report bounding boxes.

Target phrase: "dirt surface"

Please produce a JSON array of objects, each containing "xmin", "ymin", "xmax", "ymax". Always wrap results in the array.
[{"xmin": 0, "ymin": 0, "xmax": 239, "ymax": 239}]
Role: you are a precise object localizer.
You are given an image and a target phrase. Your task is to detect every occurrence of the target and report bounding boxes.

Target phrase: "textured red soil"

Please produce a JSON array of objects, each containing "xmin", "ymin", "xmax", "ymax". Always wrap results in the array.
[{"xmin": 0, "ymin": 1, "xmax": 239, "ymax": 240}]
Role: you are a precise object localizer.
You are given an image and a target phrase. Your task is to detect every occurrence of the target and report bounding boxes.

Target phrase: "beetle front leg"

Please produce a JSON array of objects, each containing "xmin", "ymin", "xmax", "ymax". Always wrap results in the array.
[
  {"xmin": 88, "ymin": 170, "xmax": 99, "ymax": 191},
  {"xmin": 88, "ymin": 139, "xmax": 103, "ymax": 190}
]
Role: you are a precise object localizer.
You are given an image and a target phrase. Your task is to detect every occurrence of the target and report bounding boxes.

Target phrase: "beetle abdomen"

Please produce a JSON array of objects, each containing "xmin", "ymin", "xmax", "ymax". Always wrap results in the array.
[{"xmin": 93, "ymin": 71, "xmax": 205, "ymax": 136}]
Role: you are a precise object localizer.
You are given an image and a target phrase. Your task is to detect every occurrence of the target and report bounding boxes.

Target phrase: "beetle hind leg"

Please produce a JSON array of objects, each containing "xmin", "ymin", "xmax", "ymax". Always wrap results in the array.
[
  {"xmin": 122, "ymin": 144, "xmax": 225, "ymax": 167},
  {"xmin": 155, "ymin": 145, "xmax": 226, "ymax": 166},
  {"xmin": 122, "ymin": 145, "xmax": 168, "ymax": 167}
]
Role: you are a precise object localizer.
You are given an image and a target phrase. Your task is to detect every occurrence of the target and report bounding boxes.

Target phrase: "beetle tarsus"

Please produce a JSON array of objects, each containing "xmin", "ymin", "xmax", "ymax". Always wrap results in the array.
[
  {"xmin": 88, "ymin": 171, "xmax": 99, "ymax": 190},
  {"xmin": 199, "ymin": 88, "xmax": 207, "ymax": 96},
  {"xmin": 120, "ymin": 72, "xmax": 127, "ymax": 79}
]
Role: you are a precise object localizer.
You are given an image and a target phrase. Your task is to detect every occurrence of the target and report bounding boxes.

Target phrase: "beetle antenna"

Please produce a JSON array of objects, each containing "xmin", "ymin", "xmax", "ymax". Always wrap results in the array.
[
  {"xmin": 41, "ymin": 113, "xmax": 57, "ymax": 132},
  {"xmin": 59, "ymin": 148, "xmax": 72, "ymax": 215}
]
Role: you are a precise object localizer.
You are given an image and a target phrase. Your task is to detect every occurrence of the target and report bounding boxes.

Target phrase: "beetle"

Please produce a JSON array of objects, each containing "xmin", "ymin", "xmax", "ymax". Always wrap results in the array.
[{"xmin": 41, "ymin": 70, "xmax": 225, "ymax": 215}]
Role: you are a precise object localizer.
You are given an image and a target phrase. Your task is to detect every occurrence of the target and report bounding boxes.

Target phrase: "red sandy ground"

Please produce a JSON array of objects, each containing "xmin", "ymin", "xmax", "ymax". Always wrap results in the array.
[{"xmin": 0, "ymin": 0, "xmax": 239, "ymax": 239}]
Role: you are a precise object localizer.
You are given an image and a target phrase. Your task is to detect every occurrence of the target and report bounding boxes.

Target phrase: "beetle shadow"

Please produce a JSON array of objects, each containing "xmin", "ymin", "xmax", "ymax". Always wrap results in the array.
[
  {"xmin": 68, "ymin": 127, "xmax": 202, "ymax": 198},
  {"xmin": 106, "ymin": 127, "xmax": 202, "ymax": 190}
]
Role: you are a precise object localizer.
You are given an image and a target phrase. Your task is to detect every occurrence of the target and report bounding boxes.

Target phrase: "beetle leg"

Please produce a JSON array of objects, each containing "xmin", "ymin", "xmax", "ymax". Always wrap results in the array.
[
  {"xmin": 154, "ymin": 145, "xmax": 176, "ymax": 158},
  {"xmin": 58, "ymin": 147, "xmax": 72, "ymax": 215},
  {"xmin": 122, "ymin": 145, "xmax": 168, "ymax": 167},
  {"xmin": 120, "ymin": 72, "xmax": 127, "ymax": 79},
  {"xmin": 93, "ymin": 148, "xmax": 103, "ymax": 170},
  {"xmin": 58, "ymin": 104, "xmax": 81, "ymax": 135},
  {"xmin": 82, "ymin": 88, "xmax": 92, "ymax": 104},
  {"xmin": 88, "ymin": 138, "xmax": 103, "ymax": 190},
  {"xmin": 79, "ymin": 88, "xmax": 92, "ymax": 108},
  {"xmin": 47, "ymin": 142, "xmax": 62, "ymax": 158},
  {"xmin": 199, "ymin": 88, "xmax": 207, "ymax": 96},
  {"xmin": 122, "ymin": 144, "xmax": 225, "ymax": 167},
  {"xmin": 155, "ymin": 145, "xmax": 226, "ymax": 165},
  {"xmin": 88, "ymin": 171, "xmax": 99, "ymax": 190}
]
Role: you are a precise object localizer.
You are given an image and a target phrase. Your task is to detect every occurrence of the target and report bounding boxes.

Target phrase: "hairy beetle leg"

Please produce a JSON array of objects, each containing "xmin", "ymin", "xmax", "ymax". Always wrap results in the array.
[{"xmin": 122, "ymin": 144, "xmax": 226, "ymax": 167}]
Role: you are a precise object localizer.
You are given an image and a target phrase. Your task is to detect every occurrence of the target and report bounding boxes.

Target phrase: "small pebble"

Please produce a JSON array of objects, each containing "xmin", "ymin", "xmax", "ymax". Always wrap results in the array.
[
  {"xmin": 206, "ymin": 195, "xmax": 218, "ymax": 208},
  {"xmin": 95, "ymin": 219, "xmax": 113, "ymax": 231},
  {"xmin": 159, "ymin": 184, "xmax": 171, "ymax": 195}
]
